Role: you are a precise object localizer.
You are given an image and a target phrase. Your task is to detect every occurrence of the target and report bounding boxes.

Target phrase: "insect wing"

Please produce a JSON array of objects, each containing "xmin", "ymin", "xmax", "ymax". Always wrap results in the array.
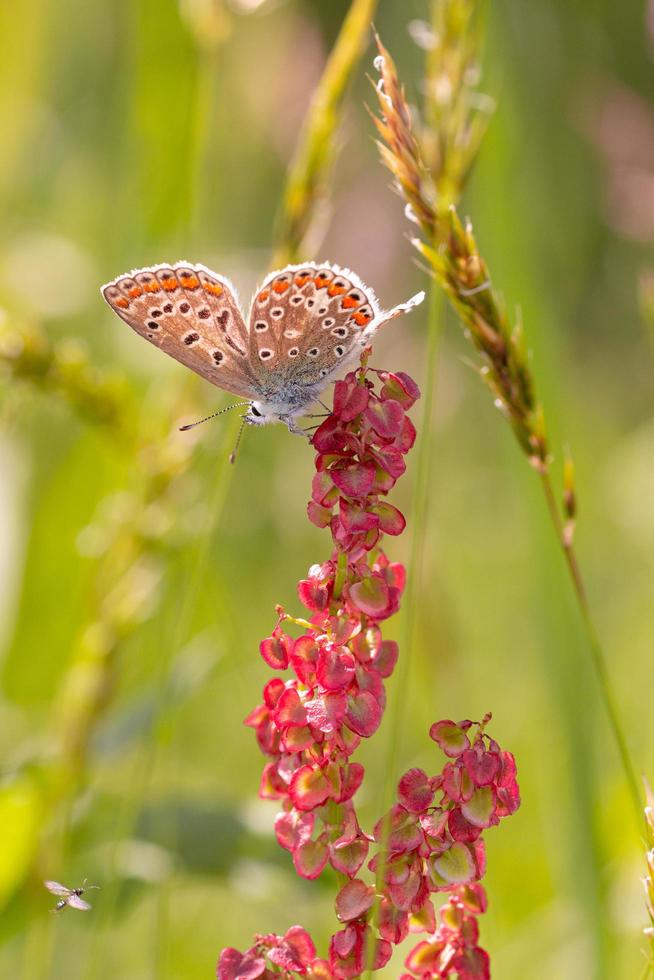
[
  {"xmin": 101, "ymin": 262, "xmax": 258, "ymax": 400},
  {"xmin": 247, "ymin": 262, "xmax": 382, "ymax": 387},
  {"xmin": 247, "ymin": 261, "xmax": 424, "ymax": 392},
  {"xmin": 66, "ymin": 894, "xmax": 92, "ymax": 911},
  {"xmin": 44, "ymin": 880, "xmax": 72, "ymax": 896}
]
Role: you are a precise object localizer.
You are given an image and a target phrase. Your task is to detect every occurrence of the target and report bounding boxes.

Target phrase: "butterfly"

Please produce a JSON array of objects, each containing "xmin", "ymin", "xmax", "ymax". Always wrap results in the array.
[
  {"xmin": 44, "ymin": 878, "xmax": 99, "ymax": 912},
  {"xmin": 101, "ymin": 261, "xmax": 424, "ymax": 435}
]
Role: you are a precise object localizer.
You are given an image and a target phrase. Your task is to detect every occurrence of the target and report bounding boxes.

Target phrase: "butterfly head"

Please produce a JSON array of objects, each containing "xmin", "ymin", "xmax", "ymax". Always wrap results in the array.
[{"xmin": 245, "ymin": 402, "xmax": 275, "ymax": 427}]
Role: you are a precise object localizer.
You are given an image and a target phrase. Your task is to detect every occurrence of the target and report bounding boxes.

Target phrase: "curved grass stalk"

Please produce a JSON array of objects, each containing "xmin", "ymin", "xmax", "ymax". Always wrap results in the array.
[
  {"xmin": 538, "ymin": 469, "xmax": 641, "ymax": 815},
  {"xmin": 372, "ymin": 32, "xmax": 642, "ymax": 826},
  {"xmin": 273, "ymin": 0, "xmax": 379, "ymax": 267}
]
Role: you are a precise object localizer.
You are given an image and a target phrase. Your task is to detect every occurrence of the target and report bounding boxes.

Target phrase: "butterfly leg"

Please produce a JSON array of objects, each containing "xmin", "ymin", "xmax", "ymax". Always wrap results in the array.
[{"xmin": 284, "ymin": 417, "xmax": 311, "ymax": 438}]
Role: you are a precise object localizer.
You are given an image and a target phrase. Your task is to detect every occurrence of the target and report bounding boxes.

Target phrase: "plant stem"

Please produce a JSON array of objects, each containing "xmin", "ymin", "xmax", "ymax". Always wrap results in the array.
[
  {"xmin": 333, "ymin": 549, "xmax": 348, "ymax": 601},
  {"xmin": 538, "ymin": 469, "xmax": 642, "ymax": 821},
  {"xmin": 364, "ymin": 284, "xmax": 443, "ymax": 980},
  {"xmin": 273, "ymin": 0, "xmax": 378, "ymax": 266},
  {"xmin": 385, "ymin": 285, "xmax": 443, "ymax": 785}
]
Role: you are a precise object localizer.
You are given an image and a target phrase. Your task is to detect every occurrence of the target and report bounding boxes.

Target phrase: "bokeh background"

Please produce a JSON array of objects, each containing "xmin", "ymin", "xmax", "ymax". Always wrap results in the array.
[{"xmin": 1, "ymin": 1, "xmax": 653, "ymax": 978}]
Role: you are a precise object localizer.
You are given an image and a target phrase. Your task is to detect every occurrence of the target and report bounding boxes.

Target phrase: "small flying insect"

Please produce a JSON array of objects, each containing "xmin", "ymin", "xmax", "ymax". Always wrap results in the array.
[{"xmin": 44, "ymin": 879, "xmax": 99, "ymax": 912}]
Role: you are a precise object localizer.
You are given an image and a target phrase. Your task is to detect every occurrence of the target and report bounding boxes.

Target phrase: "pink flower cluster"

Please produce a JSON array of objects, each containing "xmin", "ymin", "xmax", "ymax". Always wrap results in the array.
[
  {"xmin": 245, "ymin": 366, "xmax": 418, "ymax": 881},
  {"xmin": 403, "ymin": 884, "xmax": 490, "ymax": 980},
  {"xmin": 371, "ymin": 718, "xmax": 520, "ymax": 924},
  {"xmin": 371, "ymin": 717, "xmax": 519, "ymax": 979},
  {"xmin": 218, "ymin": 717, "xmax": 520, "ymax": 980},
  {"xmin": 218, "ymin": 927, "xmax": 330, "ymax": 980},
  {"xmin": 219, "ymin": 360, "xmax": 521, "ymax": 980}
]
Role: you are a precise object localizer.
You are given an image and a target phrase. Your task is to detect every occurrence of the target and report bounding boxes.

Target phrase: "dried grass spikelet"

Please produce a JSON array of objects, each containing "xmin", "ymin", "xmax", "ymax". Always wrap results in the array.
[
  {"xmin": 372, "ymin": 35, "xmax": 547, "ymax": 469},
  {"xmin": 371, "ymin": 41, "xmax": 438, "ymax": 237}
]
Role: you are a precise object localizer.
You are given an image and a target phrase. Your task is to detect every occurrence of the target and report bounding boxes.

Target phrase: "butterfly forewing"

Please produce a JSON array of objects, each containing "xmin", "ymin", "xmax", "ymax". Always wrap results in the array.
[
  {"xmin": 101, "ymin": 262, "xmax": 257, "ymax": 399},
  {"xmin": 247, "ymin": 262, "xmax": 381, "ymax": 387}
]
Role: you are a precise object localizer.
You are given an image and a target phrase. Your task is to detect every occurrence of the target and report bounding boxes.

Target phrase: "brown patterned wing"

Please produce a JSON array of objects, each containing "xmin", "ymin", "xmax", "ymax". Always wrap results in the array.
[
  {"xmin": 101, "ymin": 262, "xmax": 257, "ymax": 399},
  {"xmin": 246, "ymin": 262, "xmax": 383, "ymax": 387}
]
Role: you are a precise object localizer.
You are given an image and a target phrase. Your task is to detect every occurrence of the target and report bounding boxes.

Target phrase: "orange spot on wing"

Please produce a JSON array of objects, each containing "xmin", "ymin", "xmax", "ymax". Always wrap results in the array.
[
  {"xmin": 258, "ymin": 289, "xmax": 270, "ymax": 302},
  {"xmin": 180, "ymin": 275, "xmax": 200, "ymax": 289},
  {"xmin": 128, "ymin": 286, "xmax": 142, "ymax": 298},
  {"xmin": 143, "ymin": 282, "xmax": 160, "ymax": 293},
  {"xmin": 203, "ymin": 281, "xmax": 223, "ymax": 296},
  {"xmin": 115, "ymin": 297, "xmax": 129, "ymax": 309},
  {"xmin": 341, "ymin": 296, "xmax": 359, "ymax": 309},
  {"xmin": 272, "ymin": 279, "xmax": 290, "ymax": 294},
  {"xmin": 314, "ymin": 274, "xmax": 331, "ymax": 288},
  {"xmin": 352, "ymin": 310, "xmax": 372, "ymax": 326},
  {"xmin": 162, "ymin": 278, "xmax": 178, "ymax": 291},
  {"xmin": 328, "ymin": 283, "xmax": 347, "ymax": 297},
  {"xmin": 294, "ymin": 274, "xmax": 311, "ymax": 287}
]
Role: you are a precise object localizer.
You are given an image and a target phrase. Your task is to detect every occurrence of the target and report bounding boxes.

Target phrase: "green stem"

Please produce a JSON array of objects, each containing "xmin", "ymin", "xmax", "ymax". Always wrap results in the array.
[
  {"xmin": 384, "ymin": 286, "xmax": 442, "ymax": 800},
  {"xmin": 364, "ymin": 285, "xmax": 443, "ymax": 979},
  {"xmin": 273, "ymin": 0, "xmax": 378, "ymax": 266},
  {"xmin": 538, "ymin": 470, "xmax": 642, "ymax": 823},
  {"xmin": 333, "ymin": 549, "xmax": 348, "ymax": 601}
]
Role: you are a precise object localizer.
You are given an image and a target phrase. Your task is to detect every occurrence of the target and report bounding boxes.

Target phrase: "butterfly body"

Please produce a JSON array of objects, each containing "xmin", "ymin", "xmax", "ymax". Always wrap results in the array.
[{"xmin": 101, "ymin": 260, "xmax": 424, "ymax": 432}]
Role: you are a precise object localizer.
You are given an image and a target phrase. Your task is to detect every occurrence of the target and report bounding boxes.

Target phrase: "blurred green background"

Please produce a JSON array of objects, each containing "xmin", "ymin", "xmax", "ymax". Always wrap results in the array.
[{"xmin": 1, "ymin": 1, "xmax": 653, "ymax": 978}]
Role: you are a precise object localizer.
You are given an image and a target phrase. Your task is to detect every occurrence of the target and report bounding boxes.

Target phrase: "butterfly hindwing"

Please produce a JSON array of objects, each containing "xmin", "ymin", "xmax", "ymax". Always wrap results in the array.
[
  {"xmin": 247, "ymin": 262, "xmax": 382, "ymax": 387},
  {"xmin": 101, "ymin": 263, "xmax": 257, "ymax": 399}
]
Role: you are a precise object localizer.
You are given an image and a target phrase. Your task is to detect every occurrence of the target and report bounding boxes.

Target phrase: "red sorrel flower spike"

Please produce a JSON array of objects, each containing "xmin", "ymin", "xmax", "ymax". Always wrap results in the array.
[
  {"xmin": 219, "ymin": 359, "xmax": 520, "ymax": 980},
  {"xmin": 241, "ymin": 364, "xmax": 419, "ymax": 885}
]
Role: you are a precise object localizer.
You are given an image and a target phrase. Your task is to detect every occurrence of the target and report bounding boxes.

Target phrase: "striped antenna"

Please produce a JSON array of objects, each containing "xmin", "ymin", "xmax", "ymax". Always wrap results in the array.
[{"xmin": 179, "ymin": 402, "xmax": 251, "ymax": 432}]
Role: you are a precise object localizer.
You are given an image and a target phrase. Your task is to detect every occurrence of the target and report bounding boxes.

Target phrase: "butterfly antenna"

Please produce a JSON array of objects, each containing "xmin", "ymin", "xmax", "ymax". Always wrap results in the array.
[
  {"xmin": 229, "ymin": 416, "xmax": 247, "ymax": 465},
  {"xmin": 179, "ymin": 402, "xmax": 251, "ymax": 432}
]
